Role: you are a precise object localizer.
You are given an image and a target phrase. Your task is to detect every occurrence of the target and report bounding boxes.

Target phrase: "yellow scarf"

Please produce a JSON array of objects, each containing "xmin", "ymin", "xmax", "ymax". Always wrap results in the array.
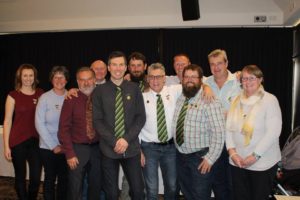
[{"xmin": 226, "ymin": 86, "xmax": 264, "ymax": 146}]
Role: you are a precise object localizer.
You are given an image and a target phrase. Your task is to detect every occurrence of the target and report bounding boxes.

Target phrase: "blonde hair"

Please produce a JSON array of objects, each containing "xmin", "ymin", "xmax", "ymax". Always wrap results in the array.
[{"xmin": 208, "ymin": 49, "xmax": 228, "ymax": 63}]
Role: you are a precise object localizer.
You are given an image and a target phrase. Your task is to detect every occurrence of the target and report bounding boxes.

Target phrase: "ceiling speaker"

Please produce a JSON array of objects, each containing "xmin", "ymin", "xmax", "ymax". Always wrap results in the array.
[{"xmin": 181, "ymin": 0, "xmax": 200, "ymax": 21}]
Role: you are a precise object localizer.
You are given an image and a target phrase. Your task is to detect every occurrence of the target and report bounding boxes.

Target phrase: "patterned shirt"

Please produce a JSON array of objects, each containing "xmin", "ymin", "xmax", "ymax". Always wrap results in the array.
[{"xmin": 172, "ymin": 87, "xmax": 226, "ymax": 164}]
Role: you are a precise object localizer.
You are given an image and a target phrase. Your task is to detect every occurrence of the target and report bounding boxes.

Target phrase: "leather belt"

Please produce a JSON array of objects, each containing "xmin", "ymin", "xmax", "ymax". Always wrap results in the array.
[{"xmin": 142, "ymin": 139, "xmax": 174, "ymax": 146}]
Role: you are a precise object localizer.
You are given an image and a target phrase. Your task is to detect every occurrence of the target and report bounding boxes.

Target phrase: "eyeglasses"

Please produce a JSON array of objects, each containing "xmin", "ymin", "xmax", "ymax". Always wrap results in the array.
[
  {"xmin": 148, "ymin": 75, "xmax": 164, "ymax": 80},
  {"xmin": 241, "ymin": 76, "xmax": 257, "ymax": 82},
  {"xmin": 183, "ymin": 76, "xmax": 200, "ymax": 80}
]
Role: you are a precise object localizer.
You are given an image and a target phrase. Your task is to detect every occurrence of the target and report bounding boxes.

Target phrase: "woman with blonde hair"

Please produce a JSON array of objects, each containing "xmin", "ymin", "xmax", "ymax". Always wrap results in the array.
[
  {"xmin": 3, "ymin": 64, "xmax": 44, "ymax": 200},
  {"xmin": 226, "ymin": 65, "xmax": 282, "ymax": 200}
]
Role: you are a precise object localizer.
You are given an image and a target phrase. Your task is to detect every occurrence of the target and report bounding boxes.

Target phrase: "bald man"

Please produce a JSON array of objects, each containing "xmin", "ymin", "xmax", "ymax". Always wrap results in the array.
[{"xmin": 90, "ymin": 60, "xmax": 107, "ymax": 85}]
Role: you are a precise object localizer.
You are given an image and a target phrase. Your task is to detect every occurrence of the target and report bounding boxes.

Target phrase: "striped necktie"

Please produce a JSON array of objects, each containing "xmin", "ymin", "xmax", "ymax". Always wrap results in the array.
[
  {"xmin": 114, "ymin": 87, "xmax": 125, "ymax": 139},
  {"xmin": 176, "ymin": 98, "xmax": 189, "ymax": 146},
  {"xmin": 157, "ymin": 94, "xmax": 168, "ymax": 142},
  {"xmin": 139, "ymin": 81, "xmax": 144, "ymax": 92}
]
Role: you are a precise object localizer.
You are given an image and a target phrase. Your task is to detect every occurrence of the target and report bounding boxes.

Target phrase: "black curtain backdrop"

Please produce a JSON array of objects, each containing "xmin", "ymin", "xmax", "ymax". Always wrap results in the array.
[{"xmin": 0, "ymin": 28, "xmax": 293, "ymax": 147}]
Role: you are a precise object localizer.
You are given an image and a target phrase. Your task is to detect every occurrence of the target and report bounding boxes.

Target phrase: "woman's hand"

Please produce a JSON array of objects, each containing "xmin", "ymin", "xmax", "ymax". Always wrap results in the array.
[
  {"xmin": 243, "ymin": 154, "xmax": 257, "ymax": 168},
  {"xmin": 230, "ymin": 153, "xmax": 244, "ymax": 168},
  {"xmin": 4, "ymin": 146, "xmax": 12, "ymax": 161}
]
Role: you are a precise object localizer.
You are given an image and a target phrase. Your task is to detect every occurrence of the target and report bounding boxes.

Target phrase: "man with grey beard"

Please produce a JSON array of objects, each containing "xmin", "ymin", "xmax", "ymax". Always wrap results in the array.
[
  {"xmin": 173, "ymin": 64, "xmax": 225, "ymax": 200},
  {"xmin": 58, "ymin": 67, "xmax": 102, "ymax": 200}
]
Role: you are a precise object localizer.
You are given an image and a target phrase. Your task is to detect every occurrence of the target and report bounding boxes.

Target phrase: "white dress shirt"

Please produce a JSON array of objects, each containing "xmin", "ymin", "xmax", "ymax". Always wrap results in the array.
[{"xmin": 139, "ymin": 84, "xmax": 182, "ymax": 143}]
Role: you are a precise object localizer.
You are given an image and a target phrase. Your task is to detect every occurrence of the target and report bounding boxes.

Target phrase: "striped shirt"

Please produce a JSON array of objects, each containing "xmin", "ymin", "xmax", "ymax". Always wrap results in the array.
[{"xmin": 173, "ymin": 87, "xmax": 226, "ymax": 164}]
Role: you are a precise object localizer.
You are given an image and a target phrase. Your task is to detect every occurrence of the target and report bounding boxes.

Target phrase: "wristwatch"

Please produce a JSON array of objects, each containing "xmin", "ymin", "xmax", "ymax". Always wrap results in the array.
[{"xmin": 252, "ymin": 152, "xmax": 261, "ymax": 160}]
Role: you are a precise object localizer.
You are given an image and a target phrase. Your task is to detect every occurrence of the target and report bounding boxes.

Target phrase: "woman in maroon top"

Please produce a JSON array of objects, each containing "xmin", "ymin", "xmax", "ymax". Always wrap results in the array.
[{"xmin": 3, "ymin": 64, "xmax": 44, "ymax": 200}]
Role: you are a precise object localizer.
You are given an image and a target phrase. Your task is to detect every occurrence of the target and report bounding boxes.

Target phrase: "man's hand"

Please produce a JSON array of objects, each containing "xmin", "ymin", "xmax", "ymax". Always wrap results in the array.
[
  {"xmin": 140, "ymin": 151, "xmax": 146, "ymax": 167},
  {"xmin": 202, "ymin": 84, "xmax": 215, "ymax": 103},
  {"xmin": 114, "ymin": 138, "xmax": 129, "ymax": 154},
  {"xmin": 197, "ymin": 158, "xmax": 212, "ymax": 174},
  {"xmin": 65, "ymin": 88, "xmax": 79, "ymax": 100},
  {"xmin": 67, "ymin": 157, "xmax": 79, "ymax": 170},
  {"xmin": 123, "ymin": 73, "xmax": 131, "ymax": 81}
]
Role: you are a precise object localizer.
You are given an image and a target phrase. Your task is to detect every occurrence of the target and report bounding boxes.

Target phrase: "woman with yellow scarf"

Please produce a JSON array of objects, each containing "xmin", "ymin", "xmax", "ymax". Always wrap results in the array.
[{"xmin": 226, "ymin": 65, "xmax": 282, "ymax": 200}]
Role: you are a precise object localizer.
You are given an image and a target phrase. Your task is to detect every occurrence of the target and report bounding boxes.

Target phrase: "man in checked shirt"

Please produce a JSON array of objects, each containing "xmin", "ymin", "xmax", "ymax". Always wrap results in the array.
[{"xmin": 173, "ymin": 64, "xmax": 225, "ymax": 200}]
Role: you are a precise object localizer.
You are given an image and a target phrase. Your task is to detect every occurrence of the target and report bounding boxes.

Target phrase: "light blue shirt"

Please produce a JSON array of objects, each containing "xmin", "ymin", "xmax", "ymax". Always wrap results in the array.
[
  {"xmin": 35, "ymin": 89, "xmax": 66, "ymax": 150},
  {"xmin": 205, "ymin": 70, "xmax": 241, "ymax": 113}
]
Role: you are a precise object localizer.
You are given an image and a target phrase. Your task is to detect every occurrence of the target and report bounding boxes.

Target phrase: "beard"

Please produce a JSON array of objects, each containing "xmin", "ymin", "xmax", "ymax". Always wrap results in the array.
[
  {"xmin": 182, "ymin": 82, "xmax": 201, "ymax": 98},
  {"xmin": 80, "ymin": 85, "xmax": 95, "ymax": 96},
  {"xmin": 130, "ymin": 71, "xmax": 145, "ymax": 83}
]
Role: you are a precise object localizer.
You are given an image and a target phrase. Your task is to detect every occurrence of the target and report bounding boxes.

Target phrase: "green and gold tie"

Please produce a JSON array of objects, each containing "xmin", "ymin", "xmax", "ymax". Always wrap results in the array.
[
  {"xmin": 157, "ymin": 94, "xmax": 168, "ymax": 142},
  {"xmin": 115, "ymin": 87, "xmax": 125, "ymax": 139},
  {"xmin": 176, "ymin": 98, "xmax": 189, "ymax": 146},
  {"xmin": 139, "ymin": 81, "xmax": 144, "ymax": 92}
]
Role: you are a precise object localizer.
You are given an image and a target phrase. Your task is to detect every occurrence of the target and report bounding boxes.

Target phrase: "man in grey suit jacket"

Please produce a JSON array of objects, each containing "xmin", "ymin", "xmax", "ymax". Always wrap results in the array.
[{"xmin": 92, "ymin": 51, "xmax": 146, "ymax": 200}]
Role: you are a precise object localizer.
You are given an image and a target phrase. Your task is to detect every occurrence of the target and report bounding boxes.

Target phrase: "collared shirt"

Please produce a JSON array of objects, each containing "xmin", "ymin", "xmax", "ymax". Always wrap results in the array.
[
  {"xmin": 92, "ymin": 80, "xmax": 146, "ymax": 159},
  {"xmin": 58, "ymin": 91, "xmax": 99, "ymax": 159},
  {"xmin": 140, "ymin": 84, "xmax": 182, "ymax": 143},
  {"xmin": 96, "ymin": 79, "xmax": 106, "ymax": 86},
  {"xmin": 205, "ymin": 70, "xmax": 241, "ymax": 113},
  {"xmin": 35, "ymin": 89, "xmax": 67, "ymax": 150},
  {"xmin": 173, "ymin": 87, "xmax": 226, "ymax": 164},
  {"xmin": 165, "ymin": 75, "xmax": 180, "ymax": 86}
]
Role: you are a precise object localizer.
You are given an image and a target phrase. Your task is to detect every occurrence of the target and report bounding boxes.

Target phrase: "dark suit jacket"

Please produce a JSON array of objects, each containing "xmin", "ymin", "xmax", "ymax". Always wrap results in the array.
[{"xmin": 92, "ymin": 80, "xmax": 146, "ymax": 159}]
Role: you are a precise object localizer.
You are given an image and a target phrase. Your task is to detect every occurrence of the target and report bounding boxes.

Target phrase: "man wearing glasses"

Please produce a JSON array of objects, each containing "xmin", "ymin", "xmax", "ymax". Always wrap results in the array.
[
  {"xmin": 173, "ymin": 64, "xmax": 225, "ymax": 200},
  {"xmin": 140, "ymin": 63, "xmax": 182, "ymax": 200}
]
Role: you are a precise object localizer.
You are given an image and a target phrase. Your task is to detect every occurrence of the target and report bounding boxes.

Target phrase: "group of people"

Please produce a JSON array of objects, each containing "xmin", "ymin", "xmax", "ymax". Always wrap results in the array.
[{"xmin": 3, "ymin": 49, "xmax": 282, "ymax": 200}]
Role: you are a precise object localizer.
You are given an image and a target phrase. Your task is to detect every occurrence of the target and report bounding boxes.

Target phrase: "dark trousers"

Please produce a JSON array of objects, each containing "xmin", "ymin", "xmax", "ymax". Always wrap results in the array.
[
  {"xmin": 211, "ymin": 145, "xmax": 232, "ymax": 200},
  {"xmin": 11, "ymin": 137, "xmax": 42, "ymax": 200},
  {"xmin": 231, "ymin": 164, "xmax": 277, "ymax": 200},
  {"xmin": 102, "ymin": 153, "xmax": 144, "ymax": 200},
  {"xmin": 67, "ymin": 143, "xmax": 102, "ymax": 200},
  {"xmin": 40, "ymin": 148, "xmax": 68, "ymax": 200},
  {"xmin": 176, "ymin": 149, "xmax": 212, "ymax": 200}
]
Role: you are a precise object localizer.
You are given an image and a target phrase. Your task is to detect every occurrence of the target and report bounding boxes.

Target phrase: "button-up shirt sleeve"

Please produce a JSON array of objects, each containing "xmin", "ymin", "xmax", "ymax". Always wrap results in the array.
[
  {"xmin": 58, "ymin": 98, "xmax": 76, "ymax": 159},
  {"xmin": 203, "ymin": 100, "xmax": 226, "ymax": 164}
]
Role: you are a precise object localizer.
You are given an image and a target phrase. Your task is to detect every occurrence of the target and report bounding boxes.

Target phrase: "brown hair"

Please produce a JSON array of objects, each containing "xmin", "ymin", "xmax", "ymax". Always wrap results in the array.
[
  {"xmin": 241, "ymin": 64, "xmax": 264, "ymax": 84},
  {"xmin": 182, "ymin": 64, "xmax": 203, "ymax": 79},
  {"xmin": 15, "ymin": 63, "xmax": 39, "ymax": 91}
]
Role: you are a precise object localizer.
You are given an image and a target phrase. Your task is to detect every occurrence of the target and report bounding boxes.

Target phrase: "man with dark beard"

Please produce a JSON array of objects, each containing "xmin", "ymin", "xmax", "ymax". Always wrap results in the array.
[
  {"xmin": 172, "ymin": 64, "xmax": 225, "ymax": 200},
  {"xmin": 124, "ymin": 52, "xmax": 149, "ymax": 92}
]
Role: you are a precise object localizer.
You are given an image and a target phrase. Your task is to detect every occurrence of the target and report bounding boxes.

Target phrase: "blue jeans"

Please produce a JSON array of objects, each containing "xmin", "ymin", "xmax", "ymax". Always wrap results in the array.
[
  {"xmin": 141, "ymin": 141, "xmax": 177, "ymax": 200},
  {"xmin": 211, "ymin": 145, "xmax": 232, "ymax": 200},
  {"xmin": 176, "ymin": 148, "xmax": 212, "ymax": 200}
]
